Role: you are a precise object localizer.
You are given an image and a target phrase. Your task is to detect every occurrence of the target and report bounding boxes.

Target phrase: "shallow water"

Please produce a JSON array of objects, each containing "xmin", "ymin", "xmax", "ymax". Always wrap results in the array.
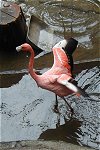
[{"xmin": 0, "ymin": 0, "xmax": 100, "ymax": 150}]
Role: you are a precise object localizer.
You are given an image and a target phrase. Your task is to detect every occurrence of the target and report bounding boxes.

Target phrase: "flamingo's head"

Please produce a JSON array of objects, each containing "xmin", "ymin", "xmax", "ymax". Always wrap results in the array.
[
  {"xmin": 16, "ymin": 43, "xmax": 33, "ymax": 52},
  {"xmin": 53, "ymin": 39, "xmax": 67, "ymax": 49}
]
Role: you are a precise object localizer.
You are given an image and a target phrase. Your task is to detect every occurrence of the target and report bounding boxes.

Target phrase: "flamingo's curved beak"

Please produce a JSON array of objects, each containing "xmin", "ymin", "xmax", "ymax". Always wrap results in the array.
[{"xmin": 16, "ymin": 45, "xmax": 22, "ymax": 52}]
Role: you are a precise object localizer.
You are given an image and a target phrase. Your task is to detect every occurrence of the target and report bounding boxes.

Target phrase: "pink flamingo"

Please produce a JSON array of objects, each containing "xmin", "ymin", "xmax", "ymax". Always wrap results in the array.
[{"xmin": 16, "ymin": 40, "xmax": 86, "ymax": 115}]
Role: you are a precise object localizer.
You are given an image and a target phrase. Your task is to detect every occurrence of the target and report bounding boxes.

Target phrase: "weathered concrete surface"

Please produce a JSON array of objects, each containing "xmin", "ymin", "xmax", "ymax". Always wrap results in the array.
[{"xmin": 0, "ymin": 140, "xmax": 95, "ymax": 150}]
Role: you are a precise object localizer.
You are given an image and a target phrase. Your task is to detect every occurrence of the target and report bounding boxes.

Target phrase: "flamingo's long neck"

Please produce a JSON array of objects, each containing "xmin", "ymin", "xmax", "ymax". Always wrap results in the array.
[{"xmin": 28, "ymin": 48, "xmax": 39, "ymax": 81}]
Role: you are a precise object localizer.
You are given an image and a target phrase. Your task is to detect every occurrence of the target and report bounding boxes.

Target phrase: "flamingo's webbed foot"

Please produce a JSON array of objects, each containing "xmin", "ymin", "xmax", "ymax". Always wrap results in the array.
[
  {"xmin": 53, "ymin": 103, "xmax": 59, "ymax": 113},
  {"xmin": 70, "ymin": 107, "xmax": 74, "ymax": 117}
]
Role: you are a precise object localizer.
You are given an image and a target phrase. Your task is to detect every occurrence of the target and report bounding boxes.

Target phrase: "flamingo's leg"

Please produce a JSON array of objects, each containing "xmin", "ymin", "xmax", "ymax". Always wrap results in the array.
[
  {"xmin": 62, "ymin": 97, "xmax": 74, "ymax": 116},
  {"xmin": 53, "ymin": 94, "xmax": 59, "ymax": 113}
]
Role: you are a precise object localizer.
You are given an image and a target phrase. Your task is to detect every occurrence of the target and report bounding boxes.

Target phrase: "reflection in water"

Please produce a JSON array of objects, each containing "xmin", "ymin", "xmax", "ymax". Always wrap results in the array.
[
  {"xmin": 0, "ymin": 65, "xmax": 100, "ymax": 149},
  {"xmin": 39, "ymin": 118, "xmax": 82, "ymax": 145},
  {"xmin": 16, "ymin": 0, "xmax": 99, "ymax": 61}
]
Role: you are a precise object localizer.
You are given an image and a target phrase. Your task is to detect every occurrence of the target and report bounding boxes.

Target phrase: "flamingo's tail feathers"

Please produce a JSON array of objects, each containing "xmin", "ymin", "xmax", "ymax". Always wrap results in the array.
[
  {"xmin": 69, "ymin": 79, "xmax": 89, "ymax": 97},
  {"xmin": 75, "ymin": 87, "xmax": 89, "ymax": 97},
  {"xmin": 64, "ymin": 79, "xmax": 89, "ymax": 98}
]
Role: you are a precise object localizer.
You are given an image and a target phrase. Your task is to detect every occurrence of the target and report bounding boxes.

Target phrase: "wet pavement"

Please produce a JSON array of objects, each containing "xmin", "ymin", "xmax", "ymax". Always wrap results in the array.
[{"xmin": 0, "ymin": 0, "xmax": 100, "ymax": 150}]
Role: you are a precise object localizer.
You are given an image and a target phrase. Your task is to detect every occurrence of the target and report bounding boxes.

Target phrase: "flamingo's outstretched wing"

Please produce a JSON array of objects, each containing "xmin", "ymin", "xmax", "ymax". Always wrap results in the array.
[
  {"xmin": 52, "ymin": 39, "xmax": 78, "ymax": 73},
  {"xmin": 52, "ymin": 47, "xmax": 71, "ymax": 71}
]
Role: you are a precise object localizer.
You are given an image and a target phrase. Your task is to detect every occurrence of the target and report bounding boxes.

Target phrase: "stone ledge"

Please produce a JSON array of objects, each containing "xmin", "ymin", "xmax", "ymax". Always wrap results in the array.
[{"xmin": 0, "ymin": 140, "xmax": 95, "ymax": 150}]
